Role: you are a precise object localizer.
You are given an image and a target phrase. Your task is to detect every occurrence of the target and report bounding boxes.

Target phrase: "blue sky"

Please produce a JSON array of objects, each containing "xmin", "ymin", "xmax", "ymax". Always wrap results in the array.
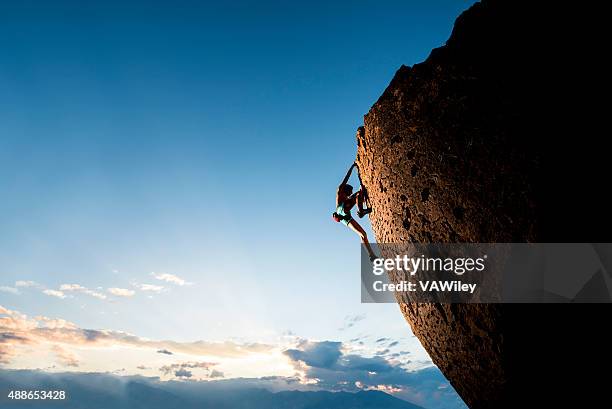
[{"xmin": 0, "ymin": 1, "xmax": 472, "ymax": 407}]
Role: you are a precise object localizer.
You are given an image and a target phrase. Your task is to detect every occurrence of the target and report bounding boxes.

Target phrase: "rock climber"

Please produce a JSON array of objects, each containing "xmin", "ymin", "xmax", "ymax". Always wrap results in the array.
[{"xmin": 333, "ymin": 162, "xmax": 377, "ymax": 261}]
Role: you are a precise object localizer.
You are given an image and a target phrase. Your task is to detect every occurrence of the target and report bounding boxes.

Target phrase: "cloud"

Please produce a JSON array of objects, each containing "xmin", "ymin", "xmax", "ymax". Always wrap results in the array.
[
  {"xmin": 358, "ymin": 382, "xmax": 403, "ymax": 394},
  {"xmin": 283, "ymin": 340, "xmax": 458, "ymax": 409},
  {"xmin": 133, "ymin": 283, "xmax": 164, "ymax": 293},
  {"xmin": 157, "ymin": 349, "xmax": 173, "ymax": 355},
  {"xmin": 59, "ymin": 284, "xmax": 86, "ymax": 291},
  {"xmin": 375, "ymin": 337, "xmax": 390, "ymax": 343},
  {"xmin": 0, "ymin": 332, "xmax": 34, "ymax": 364},
  {"xmin": 43, "ymin": 289, "xmax": 66, "ymax": 299},
  {"xmin": 60, "ymin": 284, "xmax": 107, "ymax": 300},
  {"xmin": 339, "ymin": 314, "xmax": 366, "ymax": 331},
  {"xmin": 52, "ymin": 345, "xmax": 79, "ymax": 367},
  {"xmin": 0, "ymin": 305, "xmax": 274, "ymax": 365},
  {"xmin": 150, "ymin": 272, "xmax": 192, "ymax": 286},
  {"xmin": 174, "ymin": 368, "xmax": 192, "ymax": 378},
  {"xmin": 34, "ymin": 316, "xmax": 78, "ymax": 330},
  {"xmin": 284, "ymin": 341, "xmax": 342, "ymax": 369},
  {"xmin": 14, "ymin": 280, "xmax": 108, "ymax": 301},
  {"xmin": 388, "ymin": 341, "xmax": 399, "ymax": 347},
  {"xmin": 209, "ymin": 369, "xmax": 224, "ymax": 378},
  {"xmin": 159, "ymin": 361, "xmax": 219, "ymax": 379},
  {"xmin": 84, "ymin": 290, "xmax": 107, "ymax": 300},
  {"xmin": 107, "ymin": 288, "xmax": 135, "ymax": 297},
  {"xmin": 0, "ymin": 286, "xmax": 19, "ymax": 295}
]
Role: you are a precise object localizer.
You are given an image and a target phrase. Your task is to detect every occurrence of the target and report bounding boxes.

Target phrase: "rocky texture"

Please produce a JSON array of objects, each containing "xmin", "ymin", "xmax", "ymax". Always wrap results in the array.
[{"xmin": 355, "ymin": 1, "xmax": 610, "ymax": 408}]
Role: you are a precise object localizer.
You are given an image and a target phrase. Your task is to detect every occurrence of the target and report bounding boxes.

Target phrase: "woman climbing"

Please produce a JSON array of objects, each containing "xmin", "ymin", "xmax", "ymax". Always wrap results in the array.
[{"xmin": 333, "ymin": 162, "xmax": 377, "ymax": 261}]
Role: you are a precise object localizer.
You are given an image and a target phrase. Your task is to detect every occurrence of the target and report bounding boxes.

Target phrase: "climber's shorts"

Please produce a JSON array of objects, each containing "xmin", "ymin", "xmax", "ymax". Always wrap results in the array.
[{"xmin": 336, "ymin": 203, "xmax": 353, "ymax": 226}]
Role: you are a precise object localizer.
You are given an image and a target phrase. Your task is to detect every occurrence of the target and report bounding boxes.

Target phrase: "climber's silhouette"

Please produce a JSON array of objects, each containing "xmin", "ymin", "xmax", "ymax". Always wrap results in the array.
[{"xmin": 333, "ymin": 162, "xmax": 377, "ymax": 261}]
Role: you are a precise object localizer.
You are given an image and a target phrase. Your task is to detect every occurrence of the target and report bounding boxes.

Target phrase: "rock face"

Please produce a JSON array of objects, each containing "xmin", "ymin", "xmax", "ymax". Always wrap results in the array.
[{"xmin": 355, "ymin": 1, "xmax": 609, "ymax": 408}]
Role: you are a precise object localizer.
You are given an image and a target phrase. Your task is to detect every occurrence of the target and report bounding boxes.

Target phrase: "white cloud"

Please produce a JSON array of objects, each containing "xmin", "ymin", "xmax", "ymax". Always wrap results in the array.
[
  {"xmin": 151, "ymin": 272, "xmax": 192, "ymax": 286},
  {"xmin": 43, "ymin": 289, "xmax": 66, "ymax": 299},
  {"xmin": 132, "ymin": 283, "xmax": 164, "ymax": 293},
  {"xmin": 59, "ymin": 284, "xmax": 86, "ymax": 291},
  {"xmin": 0, "ymin": 286, "xmax": 19, "ymax": 295},
  {"xmin": 60, "ymin": 284, "xmax": 107, "ymax": 300},
  {"xmin": 84, "ymin": 290, "xmax": 107, "ymax": 300},
  {"xmin": 107, "ymin": 288, "xmax": 135, "ymax": 297}
]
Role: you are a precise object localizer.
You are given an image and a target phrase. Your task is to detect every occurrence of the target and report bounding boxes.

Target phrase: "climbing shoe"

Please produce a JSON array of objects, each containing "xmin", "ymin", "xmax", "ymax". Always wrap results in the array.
[{"xmin": 358, "ymin": 208, "xmax": 372, "ymax": 218}]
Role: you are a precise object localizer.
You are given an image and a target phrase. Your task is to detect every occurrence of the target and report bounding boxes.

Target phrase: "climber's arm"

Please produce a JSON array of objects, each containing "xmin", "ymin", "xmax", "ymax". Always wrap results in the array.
[{"xmin": 340, "ymin": 162, "xmax": 357, "ymax": 186}]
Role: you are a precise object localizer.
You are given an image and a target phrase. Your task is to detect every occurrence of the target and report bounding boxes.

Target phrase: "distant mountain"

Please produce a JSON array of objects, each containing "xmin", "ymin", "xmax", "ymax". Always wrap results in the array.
[{"xmin": 0, "ymin": 370, "xmax": 425, "ymax": 409}]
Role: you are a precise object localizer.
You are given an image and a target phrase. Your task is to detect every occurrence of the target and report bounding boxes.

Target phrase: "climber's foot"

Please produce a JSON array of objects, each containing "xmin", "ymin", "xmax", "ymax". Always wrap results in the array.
[{"xmin": 358, "ymin": 208, "xmax": 372, "ymax": 218}]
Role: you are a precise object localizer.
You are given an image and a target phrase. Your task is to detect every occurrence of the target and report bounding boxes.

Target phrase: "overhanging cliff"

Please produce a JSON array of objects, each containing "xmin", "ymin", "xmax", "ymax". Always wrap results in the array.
[{"xmin": 355, "ymin": 0, "xmax": 609, "ymax": 408}]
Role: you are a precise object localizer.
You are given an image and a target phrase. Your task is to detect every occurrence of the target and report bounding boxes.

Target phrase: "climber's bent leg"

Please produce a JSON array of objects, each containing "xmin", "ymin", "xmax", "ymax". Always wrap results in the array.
[
  {"xmin": 356, "ymin": 189, "xmax": 372, "ymax": 218},
  {"xmin": 348, "ymin": 219, "xmax": 376, "ymax": 260},
  {"xmin": 356, "ymin": 189, "xmax": 365, "ymax": 212}
]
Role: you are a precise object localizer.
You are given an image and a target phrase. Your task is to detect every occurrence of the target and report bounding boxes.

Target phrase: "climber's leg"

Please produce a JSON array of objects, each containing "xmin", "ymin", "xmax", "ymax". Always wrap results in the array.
[
  {"xmin": 356, "ymin": 189, "xmax": 365, "ymax": 211},
  {"xmin": 348, "ymin": 219, "xmax": 377, "ymax": 260},
  {"xmin": 356, "ymin": 189, "xmax": 372, "ymax": 218}
]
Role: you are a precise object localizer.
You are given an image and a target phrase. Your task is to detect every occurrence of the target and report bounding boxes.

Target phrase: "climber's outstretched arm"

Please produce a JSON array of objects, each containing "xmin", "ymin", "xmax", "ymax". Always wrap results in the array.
[{"xmin": 340, "ymin": 162, "xmax": 357, "ymax": 186}]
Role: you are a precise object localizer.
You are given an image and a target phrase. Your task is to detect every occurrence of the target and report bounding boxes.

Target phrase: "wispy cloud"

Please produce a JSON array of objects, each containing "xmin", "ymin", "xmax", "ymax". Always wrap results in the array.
[
  {"xmin": 13, "ymin": 280, "xmax": 58, "ymax": 300},
  {"xmin": 42, "ymin": 289, "xmax": 66, "ymax": 299},
  {"xmin": 12, "ymin": 280, "xmax": 111, "ymax": 302},
  {"xmin": 0, "ymin": 286, "xmax": 19, "ymax": 295},
  {"xmin": 107, "ymin": 288, "xmax": 135, "ymax": 297},
  {"xmin": 15, "ymin": 280, "xmax": 40, "ymax": 288},
  {"xmin": 132, "ymin": 283, "xmax": 165, "ymax": 293},
  {"xmin": 51, "ymin": 345, "xmax": 79, "ymax": 367},
  {"xmin": 10, "ymin": 276, "xmax": 185, "ymax": 302},
  {"xmin": 339, "ymin": 314, "xmax": 367, "ymax": 331},
  {"xmin": 60, "ymin": 284, "xmax": 107, "ymax": 300},
  {"xmin": 157, "ymin": 349, "xmax": 173, "ymax": 355},
  {"xmin": 150, "ymin": 272, "xmax": 192, "ymax": 286},
  {"xmin": 59, "ymin": 284, "xmax": 85, "ymax": 291}
]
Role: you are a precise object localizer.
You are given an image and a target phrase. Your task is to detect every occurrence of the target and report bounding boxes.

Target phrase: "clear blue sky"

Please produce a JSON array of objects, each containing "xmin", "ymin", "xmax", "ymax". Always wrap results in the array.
[{"xmin": 0, "ymin": 2, "xmax": 471, "ymax": 406}]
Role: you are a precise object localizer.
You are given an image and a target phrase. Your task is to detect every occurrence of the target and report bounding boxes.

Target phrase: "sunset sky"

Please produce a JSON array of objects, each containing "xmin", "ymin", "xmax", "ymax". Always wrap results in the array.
[{"xmin": 0, "ymin": 1, "xmax": 472, "ymax": 408}]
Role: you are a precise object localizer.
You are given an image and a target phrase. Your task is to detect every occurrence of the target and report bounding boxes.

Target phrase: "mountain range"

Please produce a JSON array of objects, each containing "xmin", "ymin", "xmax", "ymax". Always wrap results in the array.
[{"xmin": 0, "ymin": 370, "xmax": 425, "ymax": 409}]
